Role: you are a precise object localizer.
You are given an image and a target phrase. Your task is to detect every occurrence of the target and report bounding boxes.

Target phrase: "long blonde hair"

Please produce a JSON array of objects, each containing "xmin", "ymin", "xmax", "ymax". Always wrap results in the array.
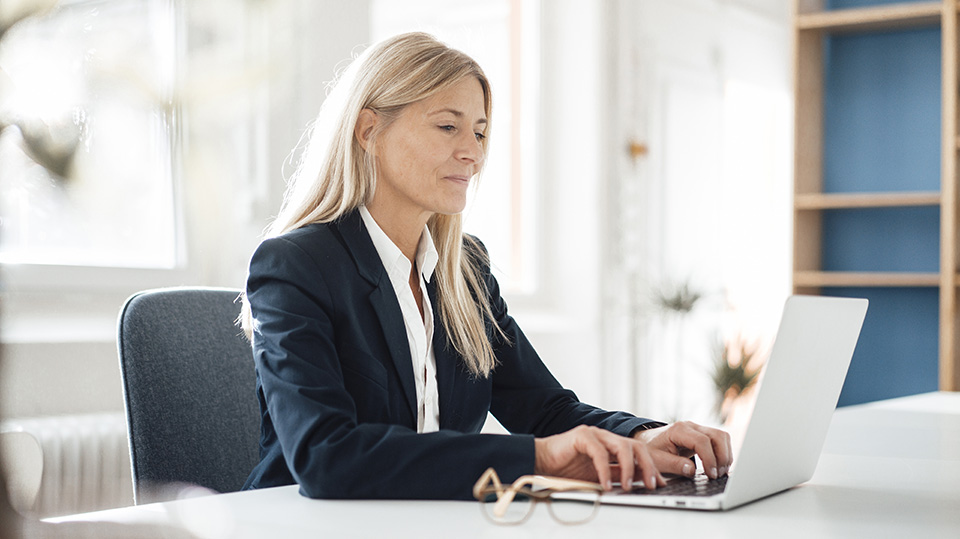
[{"xmin": 240, "ymin": 32, "xmax": 504, "ymax": 377}]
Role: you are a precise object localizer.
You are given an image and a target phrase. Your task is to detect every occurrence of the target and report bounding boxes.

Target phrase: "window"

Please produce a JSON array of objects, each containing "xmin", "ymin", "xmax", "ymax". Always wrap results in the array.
[
  {"xmin": 0, "ymin": 0, "xmax": 180, "ymax": 269},
  {"xmin": 370, "ymin": 0, "xmax": 540, "ymax": 293}
]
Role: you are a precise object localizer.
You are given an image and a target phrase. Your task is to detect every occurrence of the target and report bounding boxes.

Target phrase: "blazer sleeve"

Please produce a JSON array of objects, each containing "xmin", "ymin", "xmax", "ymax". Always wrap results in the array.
[
  {"xmin": 477, "ymin": 240, "xmax": 663, "ymax": 438},
  {"xmin": 247, "ymin": 235, "xmax": 535, "ymax": 500}
]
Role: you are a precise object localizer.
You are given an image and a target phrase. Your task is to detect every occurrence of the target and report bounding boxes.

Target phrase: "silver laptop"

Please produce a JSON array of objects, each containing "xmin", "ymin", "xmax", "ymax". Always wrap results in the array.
[{"xmin": 597, "ymin": 295, "xmax": 867, "ymax": 511}]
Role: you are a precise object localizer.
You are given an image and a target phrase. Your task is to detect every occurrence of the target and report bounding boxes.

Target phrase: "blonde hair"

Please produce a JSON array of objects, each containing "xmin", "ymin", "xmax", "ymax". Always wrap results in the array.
[{"xmin": 240, "ymin": 32, "xmax": 504, "ymax": 377}]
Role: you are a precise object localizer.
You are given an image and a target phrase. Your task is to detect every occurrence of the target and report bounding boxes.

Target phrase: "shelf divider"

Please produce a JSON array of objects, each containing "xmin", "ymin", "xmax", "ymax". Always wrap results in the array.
[
  {"xmin": 794, "ymin": 191, "xmax": 941, "ymax": 209},
  {"xmin": 793, "ymin": 271, "xmax": 942, "ymax": 287},
  {"xmin": 796, "ymin": 1, "xmax": 943, "ymax": 33}
]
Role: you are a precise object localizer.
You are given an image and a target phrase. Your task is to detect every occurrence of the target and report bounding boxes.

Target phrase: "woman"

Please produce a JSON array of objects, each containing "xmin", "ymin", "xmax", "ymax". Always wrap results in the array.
[{"xmin": 240, "ymin": 32, "xmax": 731, "ymax": 500}]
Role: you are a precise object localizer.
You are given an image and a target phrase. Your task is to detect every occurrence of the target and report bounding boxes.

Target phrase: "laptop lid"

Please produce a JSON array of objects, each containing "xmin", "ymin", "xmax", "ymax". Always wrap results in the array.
[
  {"xmin": 591, "ymin": 295, "xmax": 868, "ymax": 510},
  {"xmin": 720, "ymin": 295, "xmax": 867, "ymax": 509}
]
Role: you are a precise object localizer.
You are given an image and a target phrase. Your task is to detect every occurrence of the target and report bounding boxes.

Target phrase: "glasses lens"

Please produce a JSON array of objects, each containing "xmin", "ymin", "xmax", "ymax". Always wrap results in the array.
[
  {"xmin": 548, "ymin": 490, "xmax": 600, "ymax": 524},
  {"xmin": 479, "ymin": 491, "xmax": 534, "ymax": 525}
]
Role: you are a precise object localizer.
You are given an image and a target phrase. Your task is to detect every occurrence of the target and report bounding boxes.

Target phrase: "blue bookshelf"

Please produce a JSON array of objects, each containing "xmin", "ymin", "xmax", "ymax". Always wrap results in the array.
[{"xmin": 793, "ymin": 0, "xmax": 956, "ymax": 405}]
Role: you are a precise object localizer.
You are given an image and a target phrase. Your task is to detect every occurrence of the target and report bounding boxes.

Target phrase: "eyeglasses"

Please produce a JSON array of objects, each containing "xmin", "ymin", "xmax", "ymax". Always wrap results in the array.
[{"xmin": 472, "ymin": 467, "xmax": 604, "ymax": 525}]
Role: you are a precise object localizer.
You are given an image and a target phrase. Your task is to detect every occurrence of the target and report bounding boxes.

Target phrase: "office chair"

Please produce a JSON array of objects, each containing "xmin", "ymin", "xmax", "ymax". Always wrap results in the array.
[{"xmin": 117, "ymin": 287, "xmax": 259, "ymax": 504}]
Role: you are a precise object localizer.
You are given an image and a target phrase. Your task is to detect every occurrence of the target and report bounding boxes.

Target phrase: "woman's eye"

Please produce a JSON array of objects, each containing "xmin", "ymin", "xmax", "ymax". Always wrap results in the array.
[
  {"xmin": 439, "ymin": 125, "xmax": 456, "ymax": 132},
  {"xmin": 475, "ymin": 132, "xmax": 486, "ymax": 142}
]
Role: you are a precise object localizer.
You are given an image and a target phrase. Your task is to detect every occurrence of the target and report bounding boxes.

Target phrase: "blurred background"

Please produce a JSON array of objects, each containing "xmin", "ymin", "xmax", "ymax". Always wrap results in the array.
[{"xmin": 0, "ymin": 0, "xmax": 792, "ymax": 519}]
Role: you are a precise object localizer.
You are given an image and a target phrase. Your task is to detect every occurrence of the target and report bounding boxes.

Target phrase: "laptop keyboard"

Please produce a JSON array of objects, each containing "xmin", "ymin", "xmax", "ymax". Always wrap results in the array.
[{"xmin": 623, "ymin": 474, "xmax": 728, "ymax": 497}]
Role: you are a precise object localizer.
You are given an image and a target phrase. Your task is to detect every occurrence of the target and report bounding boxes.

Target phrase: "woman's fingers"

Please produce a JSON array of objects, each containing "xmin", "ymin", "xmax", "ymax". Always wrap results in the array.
[
  {"xmin": 577, "ymin": 427, "xmax": 615, "ymax": 490},
  {"xmin": 630, "ymin": 437, "xmax": 665, "ymax": 490},
  {"xmin": 686, "ymin": 422, "xmax": 733, "ymax": 477},
  {"xmin": 602, "ymin": 431, "xmax": 636, "ymax": 490},
  {"xmin": 586, "ymin": 426, "xmax": 662, "ymax": 491},
  {"xmin": 714, "ymin": 424, "xmax": 734, "ymax": 472},
  {"xmin": 648, "ymin": 453, "xmax": 698, "ymax": 478},
  {"xmin": 639, "ymin": 422, "xmax": 734, "ymax": 479},
  {"xmin": 533, "ymin": 421, "xmax": 736, "ymax": 493},
  {"xmin": 534, "ymin": 426, "xmax": 663, "ymax": 491}
]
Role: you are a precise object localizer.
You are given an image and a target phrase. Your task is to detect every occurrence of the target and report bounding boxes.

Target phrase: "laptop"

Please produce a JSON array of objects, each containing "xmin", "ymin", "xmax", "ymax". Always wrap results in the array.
[{"xmin": 591, "ymin": 295, "xmax": 867, "ymax": 511}]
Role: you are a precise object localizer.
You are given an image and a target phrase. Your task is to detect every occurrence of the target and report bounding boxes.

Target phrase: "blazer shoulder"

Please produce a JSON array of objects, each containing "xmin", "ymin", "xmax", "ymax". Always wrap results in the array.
[
  {"xmin": 257, "ymin": 222, "xmax": 345, "ymax": 258},
  {"xmin": 253, "ymin": 213, "xmax": 383, "ymax": 288},
  {"xmin": 272, "ymin": 222, "xmax": 340, "ymax": 248},
  {"xmin": 250, "ymin": 223, "xmax": 352, "ymax": 280}
]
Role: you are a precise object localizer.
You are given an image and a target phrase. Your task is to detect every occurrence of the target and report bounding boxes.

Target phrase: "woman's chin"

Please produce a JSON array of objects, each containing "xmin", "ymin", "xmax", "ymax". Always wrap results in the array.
[{"xmin": 432, "ymin": 199, "xmax": 468, "ymax": 216}]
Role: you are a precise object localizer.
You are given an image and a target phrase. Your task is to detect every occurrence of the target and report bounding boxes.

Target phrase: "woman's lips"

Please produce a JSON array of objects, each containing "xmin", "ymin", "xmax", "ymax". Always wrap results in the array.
[{"xmin": 445, "ymin": 175, "xmax": 470, "ymax": 185}]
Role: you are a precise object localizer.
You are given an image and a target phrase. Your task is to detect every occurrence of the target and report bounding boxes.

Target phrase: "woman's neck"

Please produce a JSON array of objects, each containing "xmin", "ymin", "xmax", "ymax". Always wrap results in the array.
[{"xmin": 364, "ymin": 200, "xmax": 431, "ymax": 262}]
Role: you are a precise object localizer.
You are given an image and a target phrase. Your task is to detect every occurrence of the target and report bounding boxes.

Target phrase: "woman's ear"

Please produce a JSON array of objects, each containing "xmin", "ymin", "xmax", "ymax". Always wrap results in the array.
[{"xmin": 355, "ymin": 109, "xmax": 378, "ymax": 152}]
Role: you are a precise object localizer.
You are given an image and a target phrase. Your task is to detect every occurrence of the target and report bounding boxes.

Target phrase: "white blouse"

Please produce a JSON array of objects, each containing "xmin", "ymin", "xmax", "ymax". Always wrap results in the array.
[{"xmin": 358, "ymin": 206, "xmax": 440, "ymax": 433}]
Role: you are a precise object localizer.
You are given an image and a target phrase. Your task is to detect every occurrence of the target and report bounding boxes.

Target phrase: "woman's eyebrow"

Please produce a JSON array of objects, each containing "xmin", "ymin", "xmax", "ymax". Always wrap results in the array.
[{"xmin": 429, "ymin": 108, "xmax": 487, "ymax": 125}]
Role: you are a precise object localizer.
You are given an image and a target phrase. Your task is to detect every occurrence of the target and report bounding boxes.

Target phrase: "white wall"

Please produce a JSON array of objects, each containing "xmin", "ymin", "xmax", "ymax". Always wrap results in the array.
[
  {"xmin": 601, "ymin": 0, "xmax": 792, "ymax": 421},
  {"xmin": 515, "ymin": 0, "xmax": 792, "ymax": 416},
  {"xmin": 1, "ymin": 0, "xmax": 792, "ymax": 428},
  {"xmin": 506, "ymin": 0, "xmax": 608, "ymax": 405}
]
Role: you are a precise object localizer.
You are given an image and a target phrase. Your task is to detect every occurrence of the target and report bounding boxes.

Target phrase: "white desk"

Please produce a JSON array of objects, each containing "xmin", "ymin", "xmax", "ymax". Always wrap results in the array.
[{"xmin": 49, "ymin": 392, "xmax": 960, "ymax": 538}]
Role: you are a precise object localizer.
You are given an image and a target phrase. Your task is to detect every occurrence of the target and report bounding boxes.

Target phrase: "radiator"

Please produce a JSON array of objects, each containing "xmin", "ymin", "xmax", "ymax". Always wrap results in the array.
[{"xmin": 1, "ymin": 412, "xmax": 133, "ymax": 518}]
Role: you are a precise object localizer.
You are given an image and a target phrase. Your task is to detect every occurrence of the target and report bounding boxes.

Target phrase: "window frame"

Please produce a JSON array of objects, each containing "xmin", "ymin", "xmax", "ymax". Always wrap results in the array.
[{"xmin": 0, "ymin": 0, "xmax": 189, "ymax": 292}]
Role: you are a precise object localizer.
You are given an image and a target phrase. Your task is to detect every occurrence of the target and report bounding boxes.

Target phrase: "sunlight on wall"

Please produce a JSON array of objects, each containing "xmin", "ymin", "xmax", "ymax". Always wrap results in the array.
[{"xmin": 719, "ymin": 79, "xmax": 793, "ymax": 347}]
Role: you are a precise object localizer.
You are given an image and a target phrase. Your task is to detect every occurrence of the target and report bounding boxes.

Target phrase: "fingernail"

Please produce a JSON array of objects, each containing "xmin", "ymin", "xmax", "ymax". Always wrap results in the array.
[
  {"xmin": 721, "ymin": 466, "xmax": 728, "ymax": 476},
  {"xmin": 605, "ymin": 480, "xmax": 613, "ymax": 491},
  {"xmin": 682, "ymin": 462, "xmax": 694, "ymax": 476},
  {"xmin": 709, "ymin": 467, "xmax": 718, "ymax": 479}
]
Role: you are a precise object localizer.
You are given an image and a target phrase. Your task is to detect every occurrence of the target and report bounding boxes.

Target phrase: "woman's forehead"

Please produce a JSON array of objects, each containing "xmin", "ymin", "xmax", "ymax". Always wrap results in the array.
[{"xmin": 413, "ymin": 78, "xmax": 488, "ymax": 121}]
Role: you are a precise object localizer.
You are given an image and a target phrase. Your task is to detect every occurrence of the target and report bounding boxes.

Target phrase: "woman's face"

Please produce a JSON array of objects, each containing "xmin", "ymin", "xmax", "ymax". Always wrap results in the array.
[{"xmin": 370, "ymin": 77, "xmax": 487, "ymax": 222}]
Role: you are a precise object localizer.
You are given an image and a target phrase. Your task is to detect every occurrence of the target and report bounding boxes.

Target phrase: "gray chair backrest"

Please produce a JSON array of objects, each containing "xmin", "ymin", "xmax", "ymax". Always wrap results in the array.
[{"xmin": 117, "ymin": 287, "xmax": 258, "ymax": 504}]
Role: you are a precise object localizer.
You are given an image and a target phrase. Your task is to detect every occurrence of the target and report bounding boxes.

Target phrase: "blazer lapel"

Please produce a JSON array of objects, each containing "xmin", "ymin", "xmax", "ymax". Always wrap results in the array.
[
  {"xmin": 428, "ymin": 279, "xmax": 461, "ymax": 430},
  {"xmin": 334, "ymin": 211, "xmax": 418, "ymax": 424}
]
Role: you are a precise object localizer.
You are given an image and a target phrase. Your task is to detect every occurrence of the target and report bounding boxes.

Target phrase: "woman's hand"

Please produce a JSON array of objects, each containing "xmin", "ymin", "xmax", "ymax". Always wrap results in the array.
[
  {"xmin": 533, "ymin": 425, "xmax": 666, "ymax": 492},
  {"xmin": 533, "ymin": 422, "xmax": 732, "ymax": 493},
  {"xmin": 634, "ymin": 421, "xmax": 733, "ymax": 480}
]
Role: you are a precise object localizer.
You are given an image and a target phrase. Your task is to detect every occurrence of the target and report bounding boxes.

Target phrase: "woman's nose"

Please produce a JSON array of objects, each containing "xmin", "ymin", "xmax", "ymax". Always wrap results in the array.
[{"xmin": 456, "ymin": 134, "xmax": 484, "ymax": 165}]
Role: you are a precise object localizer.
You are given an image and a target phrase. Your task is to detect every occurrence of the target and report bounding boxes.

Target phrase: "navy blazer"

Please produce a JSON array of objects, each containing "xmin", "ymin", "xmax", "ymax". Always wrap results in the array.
[{"xmin": 242, "ymin": 210, "xmax": 659, "ymax": 499}]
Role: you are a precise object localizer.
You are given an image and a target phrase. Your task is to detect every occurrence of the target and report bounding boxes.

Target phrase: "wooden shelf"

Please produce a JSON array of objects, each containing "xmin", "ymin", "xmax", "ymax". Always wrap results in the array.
[
  {"xmin": 794, "ymin": 191, "xmax": 941, "ymax": 209},
  {"xmin": 792, "ymin": 0, "xmax": 960, "ymax": 392},
  {"xmin": 796, "ymin": 1, "xmax": 943, "ymax": 33},
  {"xmin": 793, "ymin": 271, "xmax": 942, "ymax": 288}
]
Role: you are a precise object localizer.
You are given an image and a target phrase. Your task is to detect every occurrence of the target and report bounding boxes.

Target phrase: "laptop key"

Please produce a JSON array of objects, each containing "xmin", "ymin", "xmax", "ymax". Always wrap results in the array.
[{"xmin": 622, "ymin": 474, "xmax": 728, "ymax": 497}]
